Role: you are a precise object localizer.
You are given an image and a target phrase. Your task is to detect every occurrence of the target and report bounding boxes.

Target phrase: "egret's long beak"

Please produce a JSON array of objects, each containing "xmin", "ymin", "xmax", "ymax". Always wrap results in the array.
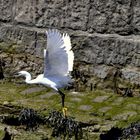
[{"xmin": 14, "ymin": 72, "xmax": 21, "ymax": 77}]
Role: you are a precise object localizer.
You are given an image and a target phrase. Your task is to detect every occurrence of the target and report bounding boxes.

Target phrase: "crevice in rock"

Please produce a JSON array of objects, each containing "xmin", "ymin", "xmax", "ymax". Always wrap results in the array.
[
  {"xmin": 0, "ymin": 57, "xmax": 4, "ymax": 79},
  {"xmin": 2, "ymin": 116, "xmax": 20, "ymax": 126},
  {"xmin": 100, "ymin": 122, "xmax": 140, "ymax": 140}
]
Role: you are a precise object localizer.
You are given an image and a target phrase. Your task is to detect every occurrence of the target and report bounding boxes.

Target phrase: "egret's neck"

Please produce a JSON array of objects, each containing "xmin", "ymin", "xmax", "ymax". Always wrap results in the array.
[
  {"xmin": 24, "ymin": 72, "xmax": 40, "ymax": 84},
  {"xmin": 25, "ymin": 73, "xmax": 32, "ymax": 83}
]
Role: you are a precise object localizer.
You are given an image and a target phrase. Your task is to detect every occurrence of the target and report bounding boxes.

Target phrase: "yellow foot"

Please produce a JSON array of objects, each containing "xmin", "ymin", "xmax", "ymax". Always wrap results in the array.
[{"xmin": 62, "ymin": 107, "xmax": 68, "ymax": 117}]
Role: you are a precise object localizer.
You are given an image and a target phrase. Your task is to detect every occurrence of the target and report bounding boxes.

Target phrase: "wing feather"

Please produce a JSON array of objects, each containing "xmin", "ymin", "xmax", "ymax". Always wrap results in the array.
[
  {"xmin": 62, "ymin": 33, "xmax": 74, "ymax": 72},
  {"xmin": 44, "ymin": 29, "xmax": 74, "ymax": 77}
]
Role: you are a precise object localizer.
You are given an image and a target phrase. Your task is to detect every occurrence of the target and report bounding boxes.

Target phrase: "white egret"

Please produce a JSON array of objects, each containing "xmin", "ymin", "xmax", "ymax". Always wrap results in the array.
[{"xmin": 18, "ymin": 29, "xmax": 74, "ymax": 116}]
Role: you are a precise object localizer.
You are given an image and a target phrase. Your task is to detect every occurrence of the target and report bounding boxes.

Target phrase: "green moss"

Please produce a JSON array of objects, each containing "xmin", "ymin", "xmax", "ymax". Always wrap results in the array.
[
  {"xmin": 0, "ymin": 42, "xmax": 20, "ymax": 54},
  {"xmin": 0, "ymin": 81, "xmax": 140, "ymax": 139},
  {"xmin": 0, "ymin": 129, "xmax": 5, "ymax": 139}
]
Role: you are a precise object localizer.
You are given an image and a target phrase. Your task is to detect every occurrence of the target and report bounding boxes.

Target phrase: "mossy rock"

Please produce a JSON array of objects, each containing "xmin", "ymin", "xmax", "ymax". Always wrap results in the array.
[{"xmin": 0, "ymin": 81, "xmax": 140, "ymax": 139}]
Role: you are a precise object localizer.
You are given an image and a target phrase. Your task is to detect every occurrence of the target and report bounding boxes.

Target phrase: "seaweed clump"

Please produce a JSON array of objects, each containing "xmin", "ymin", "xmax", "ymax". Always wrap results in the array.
[
  {"xmin": 19, "ymin": 108, "xmax": 45, "ymax": 130},
  {"xmin": 46, "ymin": 110, "xmax": 83, "ymax": 139},
  {"xmin": 121, "ymin": 122, "xmax": 140, "ymax": 139}
]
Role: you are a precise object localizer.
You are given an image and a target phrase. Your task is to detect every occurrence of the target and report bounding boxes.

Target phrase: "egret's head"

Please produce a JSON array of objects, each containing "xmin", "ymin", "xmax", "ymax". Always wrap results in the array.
[{"xmin": 18, "ymin": 71, "xmax": 30, "ymax": 77}]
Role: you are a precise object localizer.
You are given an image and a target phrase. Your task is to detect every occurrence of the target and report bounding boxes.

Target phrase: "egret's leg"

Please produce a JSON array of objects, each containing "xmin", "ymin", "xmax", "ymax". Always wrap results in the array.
[
  {"xmin": 58, "ymin": 90, "xmax": 67, "ymax": 117},
  {"xmin": 58, "ymin": 90, "xmax": 65, "ymax": 107}
]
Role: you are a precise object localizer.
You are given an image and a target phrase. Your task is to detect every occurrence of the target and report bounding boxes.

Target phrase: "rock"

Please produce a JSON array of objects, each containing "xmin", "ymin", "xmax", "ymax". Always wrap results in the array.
[
  {"xmin": 100, "ymin": 124, "xmax": 114, "ymax": 132},
  {"xmin": 0, "ymin": 0, "xmax": 138, "ymax": 34},
  {"xmin": 132, "ymin": 1, "xmax": 140, "ymax": 33},
  {"xmin": 74, "ymin": 34, "xmax": 139, "ymax": 66},
  {"xmin": 0, "ymin": 0, "xmax": 13, "ymax": 21},
  {"xmin": 93, "ymin": 65, "xmax": 112, "ymax": 79},
  {"xmin": 70, "ymin": 97, "xmax": 82, "ymax": 102},
  {"xmin": 87, "ymin": 0, "xmax": 132, "ymax": 34},
  {"xmin": 79, "ymin": 105, "xmax": 92, "ymax": 111},
  {"xmin": 3, "ymin": 101, "xmax": 10, "ymax": 106},
  {"xmin": 93, "ymin": 125, "xmax": 101, "ymax": 132},
  {"xmin": 125, "ymin": 103, "xmax": 138, "ymax": 110},
  {"xmin": 121, "ymin": 67, "xmax": 140, "ymax": 84},
  {"xmin": 113, "ymin": 111, "xmax": 137, "ymax": 121},
  {"xmin": 20, "ymin": 87, "xmax": 46, "ymax": 95},
  {"xmin": 98, "ymin": 107, "xmax": 112, "ymax": 113},
  {"xmin": 70, "ymin": 91, "xmax": 84, "ymax": 96},
  {"xmin": 111, "ymin": 97, "xmax": 124, "ymax": 105},
  {"xmin": 14, "ymin": 0, "xmax": 90, "ymax": 30},
  {"xmin": 88, "ymin": 125, "xmax": 101, "ymax": 132},
  {"xmin": 0, "ymin": 0, "xmax": 140, "ymax": 90},
  {"xmin": 39, "ymin": 92, "xmax": 55, "ymax": 99},
  {"xmin": 93, "ymin": 96, "xmax": 110, "ymax": 103}
]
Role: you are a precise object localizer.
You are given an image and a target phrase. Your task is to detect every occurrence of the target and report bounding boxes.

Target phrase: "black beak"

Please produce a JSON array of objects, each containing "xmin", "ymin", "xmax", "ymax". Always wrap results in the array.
[{"xmin": 13, "ymin": 72, "xmax": 20, "ymax": 77}]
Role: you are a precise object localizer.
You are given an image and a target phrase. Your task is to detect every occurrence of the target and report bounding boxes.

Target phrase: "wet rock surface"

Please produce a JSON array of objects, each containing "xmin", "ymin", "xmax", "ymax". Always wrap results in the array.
[{"xmin": 0, "ymin": 0, "xmax": 140, "ymax": 90}]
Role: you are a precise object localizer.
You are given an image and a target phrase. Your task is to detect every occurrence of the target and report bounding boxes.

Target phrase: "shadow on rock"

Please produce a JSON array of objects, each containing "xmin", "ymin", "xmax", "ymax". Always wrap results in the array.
[{"xmin": 100, "ymin": 122, "xmax": 140, "ymax": 140}]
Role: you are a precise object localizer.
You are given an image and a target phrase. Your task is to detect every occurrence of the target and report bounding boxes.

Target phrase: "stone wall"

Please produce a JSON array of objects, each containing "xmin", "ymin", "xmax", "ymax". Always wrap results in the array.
[{"xmin": 0, "ymin": 0, "xmax": 140, "ymax": 90}]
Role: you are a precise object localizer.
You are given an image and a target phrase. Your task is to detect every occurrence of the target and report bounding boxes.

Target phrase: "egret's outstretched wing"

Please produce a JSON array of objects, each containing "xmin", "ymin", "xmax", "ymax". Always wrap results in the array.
[
  {"xmin": 44, "ymin": 29, "xmax": 74, "ymax": 77},
  {"xmin": 62, "ymin": 33, "xmax": 74, "ymax": 72}
]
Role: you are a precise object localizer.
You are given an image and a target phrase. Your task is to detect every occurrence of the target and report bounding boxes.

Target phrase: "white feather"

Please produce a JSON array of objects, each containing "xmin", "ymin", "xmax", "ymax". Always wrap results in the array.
[
  {"xmin": 19, "ymin": 30, "xmax": 74, "ymax": 107},
  {"xmin": 18, "ymin": 29, "xmax": 74, "ymax": 108},
  {"xmin": 44, "ymin": 29, "xmax": 74, "ymax": 79}
]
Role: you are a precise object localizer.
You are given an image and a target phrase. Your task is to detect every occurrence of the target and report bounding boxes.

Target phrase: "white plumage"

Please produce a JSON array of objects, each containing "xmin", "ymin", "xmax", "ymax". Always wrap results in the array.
[{"xmin": 18, "ymin": 29, "xmax": 74, "ymax": 108}]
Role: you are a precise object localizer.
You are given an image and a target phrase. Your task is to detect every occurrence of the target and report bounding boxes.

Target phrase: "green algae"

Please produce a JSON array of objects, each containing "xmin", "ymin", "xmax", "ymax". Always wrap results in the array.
[{"xmin": 0, "ymin": 81, "xmax": 140, "ymax": 139}]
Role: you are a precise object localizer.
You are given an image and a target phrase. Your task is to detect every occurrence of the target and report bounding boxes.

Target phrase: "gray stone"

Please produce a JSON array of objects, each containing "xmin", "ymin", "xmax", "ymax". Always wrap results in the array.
[
  {"xmin": 93, "ymin": 96, "xmax": 110, "ymax": 103},
  {"xmin": 103, "ymin": 120, "xmax": 117, "ymax": 126},
  {"xmin": 111, "ymin": 97, "xmax": 124, "ymax": 105},
  {"xmin": 0, "ymin": 0, "xmax": 139, "ymax": 35},
  {"xmin": 0, "ymin": 25, "xmax": 46, "ymax": 56},
  {"xmin": 93, "ymin": 65, "xmax": 112, "ymax": 79},
  {"xmin": 40, "ymin": 92, "xmax": 55, "ymax": 99},
  {"xmin": 79, "ymin": 105, "xmax": 92, "ymax": 111},
  {"xmin": 121, "ymin": 67, "xmax": 140, "ymax": 84},
  {"xmin": 132, "ymin": 0, "xmax": 140, "ymax": 33},
  {"xmin": 87, "ymin": 0, "xmax": 132, "ymax": 34},
  {"xmin": 74, "ymin": 34, "xmax": 139, "ymax": 66},
  {"xmin": 100, "ymin": 124, "xmax": 114, "ymax": 132},
  {"xmin": 113, "ymin": 111, "xmax": 137, "ymax": 121},
  {"xmin": 70, "ymin": 92, "xmax": 84, "ymax": 97},
  {"xmin": 0, "ymin": 0, "xmax": 13, "ymax": 21},
  {"xmin": 20, "ymin": 87, "xmax": 45, "ymax": 95},
  {"xmin": 88, "ymin": 125, "xmax": 101, "ymax": 132},
  {"xmin": 14, "ymin": 0, "xmax": 90, "ymax": 30},
  {"xmin": 125, "ymin": 103, "xmax": 138, "ymax": 110},
  {"xmin": 70, "ymin": 97, "xmax": 82, "ymax": 102},
  {"xmin": 98, "ymin": 107, "xmax": 112, "ymax": 113}
]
